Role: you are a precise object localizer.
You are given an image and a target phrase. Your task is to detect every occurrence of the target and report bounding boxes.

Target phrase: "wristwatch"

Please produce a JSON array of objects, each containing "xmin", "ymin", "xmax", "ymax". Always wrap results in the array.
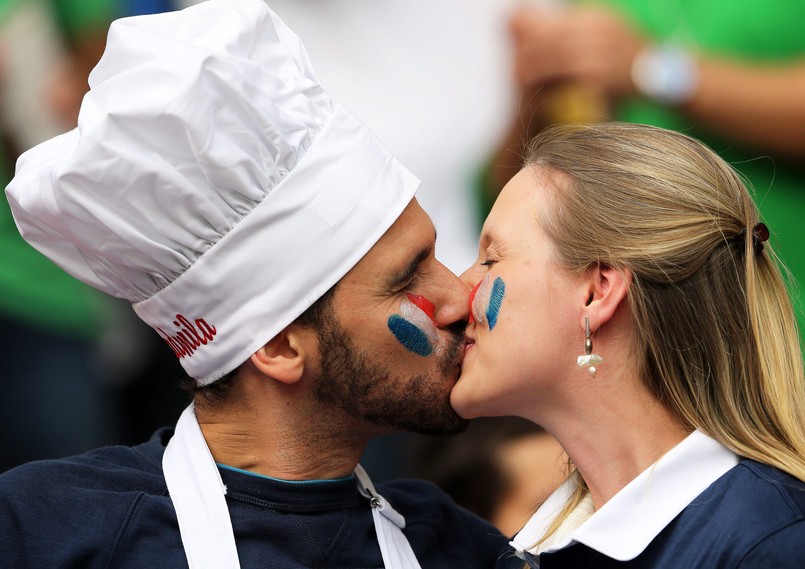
[{"xmin": 631, "ymin": 44, "xmax": 699, "ymax": 106}]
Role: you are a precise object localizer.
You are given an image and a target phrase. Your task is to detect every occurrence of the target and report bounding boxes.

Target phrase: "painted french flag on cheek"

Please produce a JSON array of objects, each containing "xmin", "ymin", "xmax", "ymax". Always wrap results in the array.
[
  {"xmin": 387, "ymin": 293, "xmax": 442, "ymax": 356},
  {"xmin": 470, "ymin": 273, "xmax": 505, "ymax": 330}
]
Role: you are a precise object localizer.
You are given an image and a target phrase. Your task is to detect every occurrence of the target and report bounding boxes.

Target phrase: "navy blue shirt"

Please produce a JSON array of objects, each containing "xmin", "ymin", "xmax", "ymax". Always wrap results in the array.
[
  {"xmin": 497, "ymin": 460, "xmax": 805, "ymax": 569},
  {"xmin": 0, "ymin": 428, "xmax": 509, "ymax": 568}
]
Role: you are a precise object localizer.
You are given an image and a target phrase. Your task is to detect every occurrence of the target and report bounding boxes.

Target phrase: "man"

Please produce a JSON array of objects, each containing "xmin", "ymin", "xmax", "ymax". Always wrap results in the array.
[{"xmin": 0, "ymin": 1, "xmax": 510, "ymax": 567}]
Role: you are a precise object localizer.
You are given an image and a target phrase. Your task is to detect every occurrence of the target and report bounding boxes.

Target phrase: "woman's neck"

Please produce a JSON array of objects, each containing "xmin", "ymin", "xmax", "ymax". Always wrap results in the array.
[{"xmin": 535, "ymin": 371, "xmax": 691, "ymax": 509}]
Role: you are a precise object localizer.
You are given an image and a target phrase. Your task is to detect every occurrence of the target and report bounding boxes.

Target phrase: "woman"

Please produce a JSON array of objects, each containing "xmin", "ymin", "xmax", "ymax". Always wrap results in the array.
[{"xmin": 453, "ymin": 122, "xmax": 805, "ymax": 567}]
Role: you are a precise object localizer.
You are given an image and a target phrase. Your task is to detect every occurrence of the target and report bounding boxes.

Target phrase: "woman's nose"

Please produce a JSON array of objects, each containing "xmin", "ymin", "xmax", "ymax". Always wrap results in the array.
[
  {"xmin": 460, "ymin": 264, "xmax": 484, "ymax": 289},
  {"xmin": 433, "ymin": 265, "xmax": 472, "ymax": 326}
]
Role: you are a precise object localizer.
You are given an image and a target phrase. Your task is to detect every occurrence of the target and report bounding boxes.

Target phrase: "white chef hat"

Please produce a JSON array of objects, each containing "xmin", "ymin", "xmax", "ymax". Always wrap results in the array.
[{"xmin": 5, "ymin": 0, "xmax": 420, "ymax": 385}]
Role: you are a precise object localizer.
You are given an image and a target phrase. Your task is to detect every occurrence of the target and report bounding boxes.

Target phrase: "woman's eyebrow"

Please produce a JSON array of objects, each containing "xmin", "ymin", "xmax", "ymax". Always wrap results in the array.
[{"xmin": 479, "ymin": 228, "xmax": 500, "ymax": 249}]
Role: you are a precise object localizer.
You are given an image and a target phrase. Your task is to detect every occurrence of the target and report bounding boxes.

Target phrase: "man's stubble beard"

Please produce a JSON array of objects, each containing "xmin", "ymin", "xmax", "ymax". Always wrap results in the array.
[{"xmin": 312, "ymin": 312, "xmax": 469, "ymax": 436}]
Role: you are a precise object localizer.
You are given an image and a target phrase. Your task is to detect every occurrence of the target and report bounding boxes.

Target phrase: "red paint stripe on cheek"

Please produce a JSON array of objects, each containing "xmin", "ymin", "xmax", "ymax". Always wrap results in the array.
[
  {"xmin": 468, "ymin": 281, "xmax": 481, "ymax": 324},
  {"xmin": 406, "ymin": 294, "xmax": 437, "ymax": 325}
]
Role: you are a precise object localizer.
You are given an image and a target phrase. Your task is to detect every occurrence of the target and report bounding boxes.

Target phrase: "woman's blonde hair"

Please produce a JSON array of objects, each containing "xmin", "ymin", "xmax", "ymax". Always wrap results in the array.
[{"xmin": 525, "ymin": 122, "xmax": 805, "ymax": 480}]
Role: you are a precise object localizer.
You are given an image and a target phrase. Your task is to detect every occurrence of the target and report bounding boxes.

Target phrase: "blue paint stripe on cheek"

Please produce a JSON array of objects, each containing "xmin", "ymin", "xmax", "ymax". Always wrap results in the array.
[
  {"xmin": 486, "ymin": 277, "xmax": 506, "ymax": 330},
  {"xmin": 387, "ymin": 315, "xmax": 433, "ymax": 356}
]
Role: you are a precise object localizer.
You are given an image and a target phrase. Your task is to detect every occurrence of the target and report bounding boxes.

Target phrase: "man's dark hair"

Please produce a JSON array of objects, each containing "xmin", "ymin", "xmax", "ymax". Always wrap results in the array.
[{"xmin": 179, "ymin": 285, "xmax": 338, "ymax": 403}]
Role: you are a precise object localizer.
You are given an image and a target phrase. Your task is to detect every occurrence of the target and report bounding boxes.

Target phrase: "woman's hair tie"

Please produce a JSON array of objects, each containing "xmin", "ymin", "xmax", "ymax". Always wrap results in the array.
[{"xmin": 734, "ymin": 222, "xmax": 770, "ymax": 255}]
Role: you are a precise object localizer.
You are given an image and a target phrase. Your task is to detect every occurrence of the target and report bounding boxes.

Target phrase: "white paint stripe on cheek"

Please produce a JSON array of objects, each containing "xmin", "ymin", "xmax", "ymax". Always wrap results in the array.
[
  {"xmin": 472, "ymin": 273, "xmax": 492, "ymax": 326},
  {"xmin": 400, "ymin": 299, "xmax": 443, "ymax": 353}
]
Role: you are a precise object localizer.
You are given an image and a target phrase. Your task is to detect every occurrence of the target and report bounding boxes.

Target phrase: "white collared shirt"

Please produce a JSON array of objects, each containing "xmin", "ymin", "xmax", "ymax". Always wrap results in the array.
[{"xmin": 510, "ymin": 430, "xmax": 739, "ymax": 562}]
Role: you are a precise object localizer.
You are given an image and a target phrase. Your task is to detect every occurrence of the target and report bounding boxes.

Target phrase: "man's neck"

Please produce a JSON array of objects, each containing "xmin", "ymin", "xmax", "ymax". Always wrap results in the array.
[{"xmin": 194, "ymin": 381, "xmax": 377, "ymax": 481}]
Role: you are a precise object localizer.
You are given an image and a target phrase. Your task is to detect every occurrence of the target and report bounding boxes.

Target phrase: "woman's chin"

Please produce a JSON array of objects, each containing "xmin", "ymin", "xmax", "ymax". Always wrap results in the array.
[{"xmin": 449, "ymin": 377, "xmax": 483, "ymax": 419}]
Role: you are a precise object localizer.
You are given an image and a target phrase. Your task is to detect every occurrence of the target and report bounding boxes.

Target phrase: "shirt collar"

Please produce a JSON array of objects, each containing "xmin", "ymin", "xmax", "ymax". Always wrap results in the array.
[{"xmin": 510, "ymin": 430, "xmax": 739, "ymax": 562}]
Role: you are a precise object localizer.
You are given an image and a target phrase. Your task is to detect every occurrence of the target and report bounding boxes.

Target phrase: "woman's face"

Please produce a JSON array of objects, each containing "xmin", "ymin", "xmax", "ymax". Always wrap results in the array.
[{"xmin": 451, "ymin": 167, "xmax": 587, "ymax": 420}]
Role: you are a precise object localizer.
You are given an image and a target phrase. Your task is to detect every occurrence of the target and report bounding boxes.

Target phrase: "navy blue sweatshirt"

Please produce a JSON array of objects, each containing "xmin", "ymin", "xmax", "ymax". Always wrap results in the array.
[{"xmin": 0, "ymin": 428, "xmax": 509, "ymax": 568}]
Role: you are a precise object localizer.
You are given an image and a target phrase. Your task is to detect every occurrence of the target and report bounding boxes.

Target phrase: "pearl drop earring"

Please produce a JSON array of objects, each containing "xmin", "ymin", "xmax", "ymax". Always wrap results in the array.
[{"xmin": 577, "ymin": 317, "xmax": 603, "ymax": 378}]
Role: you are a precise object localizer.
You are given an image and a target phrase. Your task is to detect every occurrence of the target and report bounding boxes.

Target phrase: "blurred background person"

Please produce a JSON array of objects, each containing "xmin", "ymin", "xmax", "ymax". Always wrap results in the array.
[
  {"xmin": 0, "ymin": 0, "xmax": 183, "ymax": 472},
  {"xmin": 484, "ymin": 0, "xmax": 805, "ymax": 347}
]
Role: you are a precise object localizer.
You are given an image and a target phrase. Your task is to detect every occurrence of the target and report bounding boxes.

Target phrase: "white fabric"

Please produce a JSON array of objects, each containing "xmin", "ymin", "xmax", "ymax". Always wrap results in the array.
[
  {"xmin": 130, "ymin": 103, "xmax": 418, "ymax": 384},
  {"xmin": 163, "ymin": 405, "xmax": 240, "ymax": 569},
  {"xmin": 163, "ymin": 406, "xmax": 421, "ymax": 569},
  {"xmin": 354, "ymin": 465, "xmax": 423, "ymax": 569},
  {"xmin": 510, "ymin": 430, "xmax": 740, "ymax": 562},
  {"xmin": 260, "ymin": 0, "xmax": 517, "ymax": 273},
  {"xmin": 6, "ymin": 0, "xmax": 419, "ymax": 384}
]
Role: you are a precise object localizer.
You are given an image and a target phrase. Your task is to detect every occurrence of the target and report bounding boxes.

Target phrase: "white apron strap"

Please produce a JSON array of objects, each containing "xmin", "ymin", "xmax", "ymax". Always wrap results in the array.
[
  {"xmin": 163, "ymin": 405, "xmax": 420, "ymax": 569},
  {"xmin": 354, "ymin": 464, "xmax": 423, "ymax": 569},
  {"xmin": 162, "ymin": 404, "xmax": 241, "ymax": 569}
]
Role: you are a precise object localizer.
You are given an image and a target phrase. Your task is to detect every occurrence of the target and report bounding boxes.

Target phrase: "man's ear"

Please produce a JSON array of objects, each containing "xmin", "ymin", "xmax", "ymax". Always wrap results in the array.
[
  {"xmin": 582, "ymin": 264, "xmax": 631, "ymax": 332},
  {"xmin": 249, "ymin": 325, "xmax": 310, "ymax": 384}
]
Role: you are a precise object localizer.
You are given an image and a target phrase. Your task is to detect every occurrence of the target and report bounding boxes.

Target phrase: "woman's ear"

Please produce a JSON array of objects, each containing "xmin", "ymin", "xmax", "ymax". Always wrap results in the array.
[
  {"xmin": 582, "ymin": 264, "xmax": 632, "ymax": 332},
  {"xmin": 249, "ymin": 325, "xmax": 309, "ymax": 384}
]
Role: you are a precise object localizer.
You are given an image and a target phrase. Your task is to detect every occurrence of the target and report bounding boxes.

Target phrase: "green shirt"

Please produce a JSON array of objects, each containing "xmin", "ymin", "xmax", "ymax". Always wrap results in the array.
[{"xmin": 605, "ymin": 0, "xmax": 805, "ymax": 343}]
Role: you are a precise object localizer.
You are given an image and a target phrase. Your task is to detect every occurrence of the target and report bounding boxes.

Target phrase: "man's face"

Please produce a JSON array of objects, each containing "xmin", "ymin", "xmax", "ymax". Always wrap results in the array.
[{"xmin": 312, "ymin": 199, "xmax": 471, "ymax": 435}]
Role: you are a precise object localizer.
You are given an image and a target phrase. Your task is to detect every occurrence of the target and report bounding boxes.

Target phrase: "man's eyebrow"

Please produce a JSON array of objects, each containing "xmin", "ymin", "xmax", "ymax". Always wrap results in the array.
[
  {"xmin": 389, "ymin": 232, "xmax": 436, "ymax": 289},
  {"xmin": 389, "ymin": 246, "xmax": 432, "ymax": 289}
]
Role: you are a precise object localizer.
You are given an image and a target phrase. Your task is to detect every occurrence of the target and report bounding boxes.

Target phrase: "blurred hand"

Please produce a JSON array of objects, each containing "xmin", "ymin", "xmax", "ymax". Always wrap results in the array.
[
  {"xmin": 46, "ymin": 57, "xmax": 86, "ymax": 130},
  {"xmin": 510, "ymin": 4, "xmax": 647, "ymax": 97}
]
